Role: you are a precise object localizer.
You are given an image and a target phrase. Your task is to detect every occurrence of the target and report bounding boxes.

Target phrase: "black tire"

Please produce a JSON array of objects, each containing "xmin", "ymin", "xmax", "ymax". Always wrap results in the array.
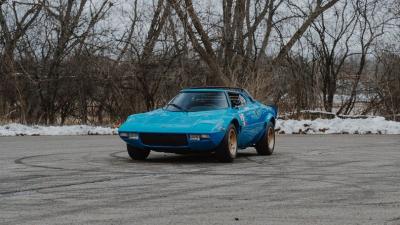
[
  {"xmin": 255, "ymin": 122, "xmax": 275, "ymax": 155},
  {"xmin": 127, "ymin": 144, "xmax": 150, "ymax": 160},
  {"xmin": 215, "ymin": 124, "xmax": 238, "ymax": 163}
]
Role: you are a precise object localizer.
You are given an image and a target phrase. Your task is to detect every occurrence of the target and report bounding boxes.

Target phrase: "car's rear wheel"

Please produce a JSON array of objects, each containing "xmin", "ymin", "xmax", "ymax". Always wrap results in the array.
[
  {"xmin": 215, "ymin": 124, "xmax": 237, "ymax": 162},
  {"xmin": 127, "ymin": 144, "xmax": 150, "ymax": 160},
  {"xmin": 255, "ymin": 122, "xmax": 275, "ymax": 155}
]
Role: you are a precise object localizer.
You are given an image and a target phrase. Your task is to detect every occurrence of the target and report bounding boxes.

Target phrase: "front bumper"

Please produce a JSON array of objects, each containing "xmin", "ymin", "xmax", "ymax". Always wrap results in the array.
[{"xmin": 119, "ymin": 131, "xmax": 225, "ymax": 153}]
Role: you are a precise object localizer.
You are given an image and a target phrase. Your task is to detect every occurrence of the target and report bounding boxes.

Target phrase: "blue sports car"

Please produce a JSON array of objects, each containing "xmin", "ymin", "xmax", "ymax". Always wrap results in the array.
[{"xmin": 118, "ymin": 87, "xmax": 277, "ymax": 162}]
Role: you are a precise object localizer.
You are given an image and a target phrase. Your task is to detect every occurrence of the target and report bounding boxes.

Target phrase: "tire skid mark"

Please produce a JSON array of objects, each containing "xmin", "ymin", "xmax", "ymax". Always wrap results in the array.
[
  {"xmin": 107, "ymin": 150, "xmax": 299, "ymax": 175},
  {"xmin": 0, "ymin": 176, "xmax": 126, "ymax": 196},
  {"xmin": 131, "ymin": 196, "xmax": 368, "ymax": 224},
  {"xmin": 357, "ymin": 201, "xmax": 400, "ymax": 207},
  {"xmin": 3, "ymin": 135, "xmax": 400, "ymax": 225},
  {"xmin": 11, "ymin": 172, "xmax": 374, "ymax": 225},
  {"xmin": 5, "ymin": 175, "xmax": 261, "ymax": 224},
  {"xmin": 106, "ymin": 150, "xmax": 272, "ymax": 175},
  {"xmin": 0, "ymin": 174, "xmax": 50, "ymax": 183},
  {"xmin": 13, "ymin": 151, "xmax": 396, "ymax": 179},
  {"xmin": 109, "ymin": 150, "xmax": 128, "ymax": 160},
  {"xmin": 1, "ymin": 172, "xmax": 369, "ymax": 201},
  {"xmin": 9, "ymin": 150, "xmax": 377, "ymax": 205},
  {"xmin": 15, "ymin": 153, "xmax": 68, "ymax": 170},
  {"xmin": 14, "ymin": 152, "xmax": 127, "ymax": 174},
  {"xmin": 386, "ymin": 216, "xmax": 400, "ymax": 225}
]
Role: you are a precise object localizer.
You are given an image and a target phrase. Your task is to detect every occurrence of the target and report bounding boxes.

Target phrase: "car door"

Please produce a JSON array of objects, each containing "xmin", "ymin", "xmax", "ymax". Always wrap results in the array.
[{"xmin": 237, "ymin": 94, "xmax": 262, "ymax": 146}]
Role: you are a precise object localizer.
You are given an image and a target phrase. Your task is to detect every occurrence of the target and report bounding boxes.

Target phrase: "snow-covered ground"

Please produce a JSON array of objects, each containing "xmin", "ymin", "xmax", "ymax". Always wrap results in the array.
[
  {"xmin": 0, "ymin": 124, "xmax": 117, "ymax": 136},
  {"xmin": 276, "ymin": 117, "xmax": 400, "ymax": 134},
  {"xmin": 0, "ymin": 117, "xmax": 399, "ymax": 136}
]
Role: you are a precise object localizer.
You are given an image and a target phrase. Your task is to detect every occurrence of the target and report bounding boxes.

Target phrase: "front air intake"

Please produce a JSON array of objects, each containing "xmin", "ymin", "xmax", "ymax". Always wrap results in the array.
[{"xmin": 139, "ymin": 133, "xmax": 188, "ymax": 146}]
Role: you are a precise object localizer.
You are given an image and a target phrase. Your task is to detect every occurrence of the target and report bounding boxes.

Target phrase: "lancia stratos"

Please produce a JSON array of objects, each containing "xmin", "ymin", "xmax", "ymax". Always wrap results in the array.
[{"xmin": 118, "ymin": 87, "xmax": 277, "ymax": 162}]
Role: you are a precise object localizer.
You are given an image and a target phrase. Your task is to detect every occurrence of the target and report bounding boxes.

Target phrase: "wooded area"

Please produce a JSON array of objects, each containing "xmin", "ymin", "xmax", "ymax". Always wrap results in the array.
[{"xmin": 0, "ymin": 0, "xmax": 399, "ymax": 125}]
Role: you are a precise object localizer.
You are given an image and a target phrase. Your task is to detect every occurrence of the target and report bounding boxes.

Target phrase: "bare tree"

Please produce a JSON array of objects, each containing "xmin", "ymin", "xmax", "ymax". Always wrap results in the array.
[
  {"xmin": 338, "ymin": 0, "xmax": 389, "ymax": 114},
  {"xmin": 0, "ymin": 0, "xmax": 42, "ymax": 123},
  {"xmin": 168, "ymin": 0, "xmax": 340, "ymax": 88},
  {"xmin": 37, "ymin": 0, "xmax": 112, "ymax": 124},
  {"xmin": 306, "ymin": 0, "xmax": 358, "ymax": 112},
  {"xmin": 0, "ymin": 0, "xmax": 398, "ymax": 125}
]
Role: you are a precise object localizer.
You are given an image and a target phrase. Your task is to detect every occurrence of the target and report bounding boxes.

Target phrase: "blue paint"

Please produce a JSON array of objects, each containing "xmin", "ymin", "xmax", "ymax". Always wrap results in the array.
[{"xmin": 118, "ymin": 88, "xmax": 277, "ymax": 153}]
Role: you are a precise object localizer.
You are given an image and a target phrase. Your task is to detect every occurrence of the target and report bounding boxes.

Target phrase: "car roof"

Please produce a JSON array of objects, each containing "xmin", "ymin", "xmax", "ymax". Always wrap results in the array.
[
  {"xmin": 182, "ymin": 86, "xmax": 242, "ymax": 92},
  {"xmin": 181, "ymin": 88, "xmax": 227, "ymax": 92},
  {"xmin": 181, "ymin": 86, "xmax": 256, "ymax": 101}
]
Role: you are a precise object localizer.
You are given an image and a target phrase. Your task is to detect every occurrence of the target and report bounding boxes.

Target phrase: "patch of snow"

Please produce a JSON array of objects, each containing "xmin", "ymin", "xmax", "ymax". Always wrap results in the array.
[
  {"xmin": 276, "ymin": 117, "xmax": 400, "ymax": 134},
  {"xmin": 299, "ymin": 110, "xmax": 335, "ymax": 115},
  {"xmin": 1, "ymin": 117, "xmax": 400, "ymax": 136},
  {"xmin": 0, "ymin": 124, "xmax": 117, "ymax": 136}
]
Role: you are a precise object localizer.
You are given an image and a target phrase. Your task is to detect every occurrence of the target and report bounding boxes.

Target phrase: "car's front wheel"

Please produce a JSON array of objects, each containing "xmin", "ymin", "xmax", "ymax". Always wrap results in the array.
[
  {"xmin": 215, "ymin": 124, "xmax": 237, "ymax": 163},
  {"xmin": 127, "ymin": 144, "xmax": 150, "ymax": 160},
  {"xmin": 255, "ymin": 122, "xmax": 275, "ymax": 155}
]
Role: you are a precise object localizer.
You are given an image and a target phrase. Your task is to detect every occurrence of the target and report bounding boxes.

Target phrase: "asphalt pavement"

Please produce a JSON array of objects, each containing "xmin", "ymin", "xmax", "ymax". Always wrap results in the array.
[{"xmin": 0, "ymin": 135, "xmax": 399, "ymax": 225}]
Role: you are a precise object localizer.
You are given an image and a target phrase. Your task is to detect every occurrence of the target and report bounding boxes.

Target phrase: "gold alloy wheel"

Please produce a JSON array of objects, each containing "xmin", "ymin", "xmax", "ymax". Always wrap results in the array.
[
  {"xmin": 267, "ymin": 127, "xmax": 275, "ymax": 150},
  {"xmin": 228, "ymin": 128, "xmax": 237, "ymax": 156}
]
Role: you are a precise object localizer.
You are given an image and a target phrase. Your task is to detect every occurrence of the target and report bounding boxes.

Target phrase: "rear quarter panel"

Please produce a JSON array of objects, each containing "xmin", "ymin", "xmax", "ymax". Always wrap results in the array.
[{"xmin": 251, "ymin": 103, "xmax": 277, "ymax": 144}]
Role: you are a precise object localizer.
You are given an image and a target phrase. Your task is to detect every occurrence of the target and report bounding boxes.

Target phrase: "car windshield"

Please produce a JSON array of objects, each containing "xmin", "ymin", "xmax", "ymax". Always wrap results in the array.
[{"xmin": 165, "ymin": 92, "xmax": 228, "ymax": 112}]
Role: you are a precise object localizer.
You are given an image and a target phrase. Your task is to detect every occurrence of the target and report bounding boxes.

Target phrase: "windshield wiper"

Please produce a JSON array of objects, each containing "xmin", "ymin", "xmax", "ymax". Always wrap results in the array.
[{"xmin": 166, "ymin": 103, "xmax": 188, "ymax": 112}]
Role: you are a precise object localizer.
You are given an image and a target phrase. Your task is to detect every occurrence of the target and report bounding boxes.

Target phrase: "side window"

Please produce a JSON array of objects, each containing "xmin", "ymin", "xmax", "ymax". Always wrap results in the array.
[{"xmin": 228, "ymin": 92, "xmax": 247, "ymax": 107}]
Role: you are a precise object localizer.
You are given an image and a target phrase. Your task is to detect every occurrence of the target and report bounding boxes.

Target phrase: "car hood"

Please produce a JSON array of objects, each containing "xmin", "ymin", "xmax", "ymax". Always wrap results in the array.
[{"xmin": 118, "ymin": 109, "xmax": 231, "ymax": 133}]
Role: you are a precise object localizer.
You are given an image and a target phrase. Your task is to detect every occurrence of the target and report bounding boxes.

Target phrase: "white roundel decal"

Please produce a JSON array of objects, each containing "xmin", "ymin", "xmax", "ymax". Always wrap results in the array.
[{"xmin": 239, "ymin": 113, "xmax": 246, "ymax": 126}]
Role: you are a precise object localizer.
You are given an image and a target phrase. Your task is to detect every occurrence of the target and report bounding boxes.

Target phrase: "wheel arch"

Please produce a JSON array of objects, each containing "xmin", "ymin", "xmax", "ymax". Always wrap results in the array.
[
  {"xmin": 230, "ymin": 118, "xmax": 241, "ymax": 133},
  {"xmin": 270, "ymin": 117, "xmax": 276, "ymax": 127},
  {"xmin": 265, "ymin": 114, "xmax": 276, "ymax": 127}
]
